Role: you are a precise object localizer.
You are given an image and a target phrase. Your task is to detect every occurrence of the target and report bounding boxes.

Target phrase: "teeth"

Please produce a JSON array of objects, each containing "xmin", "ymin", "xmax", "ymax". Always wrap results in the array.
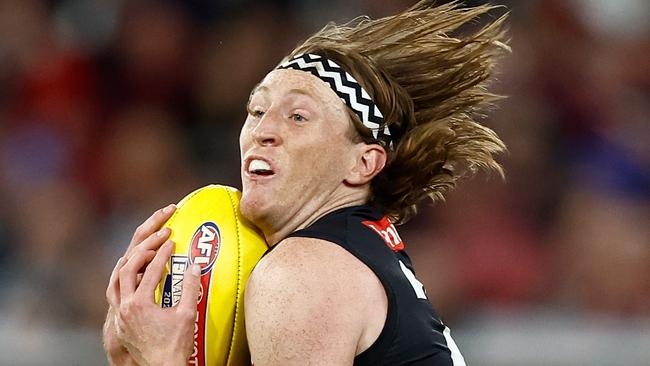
[{"xmin": 249, "ymin": 159, "xmax": 271, "ymax": 172}]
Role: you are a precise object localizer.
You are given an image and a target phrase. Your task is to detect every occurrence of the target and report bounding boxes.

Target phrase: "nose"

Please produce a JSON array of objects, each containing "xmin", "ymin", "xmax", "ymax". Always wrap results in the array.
[{"xmin": 251, "ymin": 110, "xmax": 282, "ymax": 147}]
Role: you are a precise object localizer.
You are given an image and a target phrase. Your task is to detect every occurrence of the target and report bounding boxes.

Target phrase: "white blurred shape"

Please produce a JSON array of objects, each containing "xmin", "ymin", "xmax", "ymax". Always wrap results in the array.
[{"xmin": 578, "ymin": 0, "xmax": 650, "ymax": 39}]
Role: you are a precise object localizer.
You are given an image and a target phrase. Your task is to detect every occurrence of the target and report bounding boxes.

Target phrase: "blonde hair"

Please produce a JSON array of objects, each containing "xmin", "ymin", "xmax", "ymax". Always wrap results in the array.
[{"xmin": 286, "ymin": 0, "xmax": 509, "ymax": 224}]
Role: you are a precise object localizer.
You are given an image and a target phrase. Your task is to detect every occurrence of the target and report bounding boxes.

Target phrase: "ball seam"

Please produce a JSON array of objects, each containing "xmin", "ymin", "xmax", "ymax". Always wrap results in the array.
[{"xmin": 225, "ymin": 188, "xmax": 244, "ymax": 365}]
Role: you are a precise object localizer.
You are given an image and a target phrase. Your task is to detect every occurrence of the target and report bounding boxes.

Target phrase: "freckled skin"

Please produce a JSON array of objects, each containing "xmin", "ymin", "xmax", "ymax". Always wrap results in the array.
[
  {"xmin": 239, "ymin": 69, "xmax": 367, "ymax": 245},
  {"xmin": 245, "ymin": 237, "xmax": 388, "ymax": 365},
  {"xmin": 240, "ymin": 69, "xmax": 389, "ymax": 365}
]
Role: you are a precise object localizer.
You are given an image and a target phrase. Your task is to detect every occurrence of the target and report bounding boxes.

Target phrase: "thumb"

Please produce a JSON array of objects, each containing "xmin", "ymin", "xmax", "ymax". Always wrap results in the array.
[{"xmin": 178, "ymin": 264, "xmax": 202, "ymax": 311}]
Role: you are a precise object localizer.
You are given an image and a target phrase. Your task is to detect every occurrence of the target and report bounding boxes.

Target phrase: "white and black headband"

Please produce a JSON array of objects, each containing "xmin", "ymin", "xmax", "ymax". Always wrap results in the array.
[{"xmin": 278, "ymin": 53, "xmax": 394, "ymax": 149}]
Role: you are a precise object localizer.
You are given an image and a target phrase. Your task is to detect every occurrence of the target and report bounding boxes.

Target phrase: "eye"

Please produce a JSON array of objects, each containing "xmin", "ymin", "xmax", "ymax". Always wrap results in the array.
[
  {"xmin": 291, "ymin": 113, "xmax": 306, "ymax": 122},
  {"xmin": 248, "ymin": 107, "xmax": 265, "ymax": 118}
]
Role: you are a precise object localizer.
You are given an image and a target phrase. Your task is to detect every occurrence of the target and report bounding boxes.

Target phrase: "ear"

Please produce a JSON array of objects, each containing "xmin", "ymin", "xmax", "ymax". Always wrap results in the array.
[{"xmin": 345, "ymin": 144, "xmax": 387, "ymax": 186}]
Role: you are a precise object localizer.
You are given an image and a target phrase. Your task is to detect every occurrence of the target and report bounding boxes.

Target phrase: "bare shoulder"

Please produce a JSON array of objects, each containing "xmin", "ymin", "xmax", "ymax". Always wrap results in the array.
[
  {"xmin": 248, "ymin": 236, "xmax": 382, "ymax": 291},
  {"xmin": 245, "ymin": 236, "xmax": 387, "ymax": 366}
]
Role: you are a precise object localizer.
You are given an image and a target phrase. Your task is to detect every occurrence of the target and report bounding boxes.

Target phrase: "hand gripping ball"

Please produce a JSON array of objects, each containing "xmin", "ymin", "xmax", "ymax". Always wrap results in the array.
[{"xmin": 154, "ymin": 185, "xmax": 268, "ymax": 366}]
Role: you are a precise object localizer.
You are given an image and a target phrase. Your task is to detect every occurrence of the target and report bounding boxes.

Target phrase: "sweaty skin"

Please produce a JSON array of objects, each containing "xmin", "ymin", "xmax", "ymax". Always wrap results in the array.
[{"xmin": 240, "ymin": 69, "xmax": 389, "ymax": 365}]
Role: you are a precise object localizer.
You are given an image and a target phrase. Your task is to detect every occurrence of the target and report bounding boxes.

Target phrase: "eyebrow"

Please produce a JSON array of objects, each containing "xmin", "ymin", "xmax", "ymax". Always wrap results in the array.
[
  {"xmin": 286, "ymin": 88, "xmax": 316, "ymax": 99},
  {"xmin": 251, "ymin": 84, "xmax": 267, "ymax": 95},
  {"xmin": 249, "ymin": 85, "xmax": 317, "ymax": 101},
  {"xmin": 247, "ymin": 84, "xmax": 265, "ymax": 106}
]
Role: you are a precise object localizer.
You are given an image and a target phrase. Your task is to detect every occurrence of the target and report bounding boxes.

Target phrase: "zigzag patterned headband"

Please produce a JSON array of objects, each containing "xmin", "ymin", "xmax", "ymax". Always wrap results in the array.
[{"xmin": 278, "ymin": 53, "xmax": 393, "ymax": 149}]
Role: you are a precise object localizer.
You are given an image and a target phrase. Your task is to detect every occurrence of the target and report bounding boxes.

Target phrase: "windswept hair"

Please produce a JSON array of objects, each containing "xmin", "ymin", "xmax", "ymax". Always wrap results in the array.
[{"xmin": 286, "ymin": 0, "xmax": 509, "ymax": 224}]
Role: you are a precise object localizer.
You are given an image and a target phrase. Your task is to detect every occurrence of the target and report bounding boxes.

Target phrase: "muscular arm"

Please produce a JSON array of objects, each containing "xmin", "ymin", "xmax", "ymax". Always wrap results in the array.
[{"xmin": 244, "ymin": 237, "xmax": 387, "ymax": 366}]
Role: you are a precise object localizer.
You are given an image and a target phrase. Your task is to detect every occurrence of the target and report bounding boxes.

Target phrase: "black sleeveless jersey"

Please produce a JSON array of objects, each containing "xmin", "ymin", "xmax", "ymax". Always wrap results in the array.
[{"xmin": 286, "ymin": 205, "xmax": 466, "ymax": 366}]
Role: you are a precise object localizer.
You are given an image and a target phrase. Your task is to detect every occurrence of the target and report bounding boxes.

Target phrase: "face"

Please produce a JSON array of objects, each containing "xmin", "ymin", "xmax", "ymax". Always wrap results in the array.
[{"xmin": 239, "ymin": 69, "xmax": 359, "ymax": 235}]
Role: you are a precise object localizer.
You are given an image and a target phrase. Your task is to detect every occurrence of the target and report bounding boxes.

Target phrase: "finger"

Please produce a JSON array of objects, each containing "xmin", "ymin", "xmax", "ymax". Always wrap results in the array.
[
  {"xmin": 103, "ymin": 305, "xmax": 117, "ymax": 336},
  {"xmin": 178, "ymin": 264, "xmax": 202, "ymax": 311},
  {"xmin": 127, "ymin": 204, "xmax": 176, "ymax": 253},
  {"xmin": 138, "ymin": 240, "xmax": 175, "ymax": 299},
  {"xmin": 106, "ymin": 256, "xmax": 127, "ymax": 308},
  {"xmin": 103, "ymin": 309, "xmax": 124, "ymax": 355},
  {"xmin": 119, "ymin": 250, "xmax": 157, "ymax": 303},
  {"xmin": 126, "ymin": 227, "xmax": 172, "ymax": 263}
]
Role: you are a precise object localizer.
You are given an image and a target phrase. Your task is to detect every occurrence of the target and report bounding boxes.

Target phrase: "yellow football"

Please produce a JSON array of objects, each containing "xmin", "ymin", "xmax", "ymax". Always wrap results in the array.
[{"xmin": 154, "ymin": 185, "xmax": 267, "ymax": 366}]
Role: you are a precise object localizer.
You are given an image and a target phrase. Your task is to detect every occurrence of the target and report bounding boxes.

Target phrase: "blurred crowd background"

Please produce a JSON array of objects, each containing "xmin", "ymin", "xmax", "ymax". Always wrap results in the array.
[{"xmin": 0, "ymin": 0, "xmax": 648, "ymax": 365}]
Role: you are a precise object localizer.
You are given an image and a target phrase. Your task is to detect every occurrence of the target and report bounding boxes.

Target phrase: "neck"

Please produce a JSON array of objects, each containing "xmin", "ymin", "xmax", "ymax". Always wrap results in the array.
[{"xmin": 262, "ymin": 190, "xmax": 368, "ymax": 246}]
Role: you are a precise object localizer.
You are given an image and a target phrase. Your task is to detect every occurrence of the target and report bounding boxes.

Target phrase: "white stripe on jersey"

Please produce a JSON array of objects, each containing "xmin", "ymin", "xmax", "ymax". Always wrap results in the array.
[{"xmin": 443, "ymin": 326, "xmax": 466, "ymax": 366}]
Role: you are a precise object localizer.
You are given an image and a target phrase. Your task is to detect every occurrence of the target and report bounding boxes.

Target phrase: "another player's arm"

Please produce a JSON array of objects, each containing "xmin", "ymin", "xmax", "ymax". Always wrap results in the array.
[{"xmin": 245, "ymin": 237, "xmax": 387, "ymax": 366}]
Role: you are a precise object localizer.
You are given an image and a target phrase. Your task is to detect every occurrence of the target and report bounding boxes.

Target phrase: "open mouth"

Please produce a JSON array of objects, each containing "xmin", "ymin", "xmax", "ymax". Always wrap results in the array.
[{"xmin": 248, "ymin": 159, "xmax": 275, "ymax": 177}]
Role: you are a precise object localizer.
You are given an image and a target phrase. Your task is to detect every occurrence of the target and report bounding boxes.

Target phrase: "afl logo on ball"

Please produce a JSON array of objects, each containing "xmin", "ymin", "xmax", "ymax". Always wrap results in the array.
[{"xmin": 188, "ymin": 222, "xmax": 221, "ymax": 275}]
